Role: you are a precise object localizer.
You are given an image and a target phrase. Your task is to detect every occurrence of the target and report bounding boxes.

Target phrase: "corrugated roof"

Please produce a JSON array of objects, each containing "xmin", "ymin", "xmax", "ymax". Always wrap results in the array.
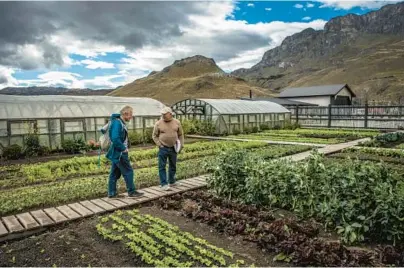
[
  {"xmin": 278, "ymin": 84, "xmax": 355, "ymax": 98},
  {"xmin": 239, "ymin": 97, "xmax": 316, "ymax": 106},
  {"xmin": 0, "ymin": 95, "xmax": 165, "ymax": 119},
  {"xmin": 198, "ymin": 99, "xmax": 290, "ymax": 114}
]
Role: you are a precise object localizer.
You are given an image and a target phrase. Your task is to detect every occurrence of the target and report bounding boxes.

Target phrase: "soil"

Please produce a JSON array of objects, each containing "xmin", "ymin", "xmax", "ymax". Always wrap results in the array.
[{"xmin": 0, "ymin": 203, "xmax": 277, "ymax": 267}]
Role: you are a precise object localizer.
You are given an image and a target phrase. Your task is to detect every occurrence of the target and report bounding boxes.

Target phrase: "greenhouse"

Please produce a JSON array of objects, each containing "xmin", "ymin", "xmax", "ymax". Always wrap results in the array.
[
  {"xmin": 171, "ymin": 98, "xmax": 291, "ymax": 134},
  {"xmin": 0, "ymin": 95, "xmax": 165, "ymax": 150}
]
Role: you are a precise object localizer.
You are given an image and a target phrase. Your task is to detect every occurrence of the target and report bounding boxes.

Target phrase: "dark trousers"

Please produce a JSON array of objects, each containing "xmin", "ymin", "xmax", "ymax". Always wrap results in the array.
[
  {"xmin": 158, "ymin": 146, "xmax": 177, "ymax": 186},
  {"xmin": 108, "ymin": 153, "xmax": 135, "ymax": 196}
]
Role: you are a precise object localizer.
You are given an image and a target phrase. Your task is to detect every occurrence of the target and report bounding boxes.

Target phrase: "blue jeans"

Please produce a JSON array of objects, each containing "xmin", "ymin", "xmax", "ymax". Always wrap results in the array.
[
  {"xmin": 158, "ymin": 146, "xmax": 177, "ymax": 186},
  {"xmin": 108, "ymin": 152, "xmax": 135, "ymax": 196}
]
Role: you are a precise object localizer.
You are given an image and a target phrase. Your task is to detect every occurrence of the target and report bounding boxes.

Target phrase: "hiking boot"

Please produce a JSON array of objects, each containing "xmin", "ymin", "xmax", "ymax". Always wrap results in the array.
[
  {"xmin": 108, "ymin": 194, "xmax": 125, "ymax": 198},
  {"xmin": 169, "ymin": 182, "xmax": 180, "ymax": 187},
  {"xmin": 128, "ymin": 191, "xmax": 144, "ymax": 198},
  {"xmin": 161, "ymin": 185, "xmax": 170, "ymax": 191}
]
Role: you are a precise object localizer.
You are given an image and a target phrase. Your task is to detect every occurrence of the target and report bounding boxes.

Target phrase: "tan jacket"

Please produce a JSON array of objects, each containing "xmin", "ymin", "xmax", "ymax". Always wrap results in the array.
[{"xmin": 152, "ymin": 118, "xmax": 184, "ymax": 148}]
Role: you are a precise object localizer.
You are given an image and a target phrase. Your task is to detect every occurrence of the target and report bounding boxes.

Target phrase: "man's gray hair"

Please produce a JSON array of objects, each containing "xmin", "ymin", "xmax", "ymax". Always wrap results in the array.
[{"xmin": 120, "ymin": 105, "xmax": 134, "ymax": 115}]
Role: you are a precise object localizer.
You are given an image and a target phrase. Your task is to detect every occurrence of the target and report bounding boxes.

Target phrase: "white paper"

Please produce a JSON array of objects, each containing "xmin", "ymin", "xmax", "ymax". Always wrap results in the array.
[{"xmin": 175, "ymin": 139, "xmax": 181, "ymax": 153}]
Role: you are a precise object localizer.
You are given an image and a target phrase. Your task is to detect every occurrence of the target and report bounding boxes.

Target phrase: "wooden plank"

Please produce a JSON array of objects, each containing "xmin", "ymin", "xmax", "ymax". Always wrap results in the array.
[
  {"xmin": 90, "ymin": 199, "xmax": 116, "ymax": 211},
  {"xmin": 192, "ymin": 177, "xmax": 207, "ymax": 183},
  {"xmin": 56, "ymin": 205, "xmax": 81, "ymax": 220},
  {"xmin": 186, "ymin": 178, "xmax": 207, "ymax": 186},
  {"xmin": 138, "ymin": 189, "xmax": 161, "ymax": 200},
  {"xmin": 0, "ymin": 220, "xmax": 9, "ymax": 237},
  {"xmin": 16, "ymin": 213, "xmax": 39, "ymax": 230},
  {"xmin": 180, "ymin": 180, "xmax": 202, "ymax": 188},
  {"xmin": 68, "ymin": 203, "xmax": 94, "ymax": 217},
  {"xmin": 149, "ymin": 186, "xmax": 172, "ymax": 194},
  {"xmin": 2, "ymin": 216, "xmax": 24, "ymax": 233},
  {"xmin": 80, "ymin": 200, "xmax": 105, "ymax": 214},
  {"xmin": 30, "ymin": 210, "xmax": 54, "ymax": 227},
  {"xmin": 101, "ymin": 198, "xmax": 128, "ymax": 208},
  {"xmin": 143, "ymin": 187, "xmax": 167, "ymax": 197},
  {"xmin": 170, "ymin": 184, "xmax": 190, "ymax": 192},
  {"xmin": 44, "ymin": 207, "xmax": 68, "ymax": 223}
]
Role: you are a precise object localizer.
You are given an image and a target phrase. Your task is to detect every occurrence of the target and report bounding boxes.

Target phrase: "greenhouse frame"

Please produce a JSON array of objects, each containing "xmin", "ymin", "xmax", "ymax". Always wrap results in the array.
[
  {"xmin": 171, "ymin": 98, "xmax": 291, "ymax": 134},
  {"xmin": 0, "ymin": 95, "xmax": 165, "ymax": 150}
]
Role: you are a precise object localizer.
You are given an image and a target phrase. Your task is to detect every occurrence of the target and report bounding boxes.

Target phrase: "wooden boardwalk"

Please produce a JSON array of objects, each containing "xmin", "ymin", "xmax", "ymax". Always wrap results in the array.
[{"xmin": 0, "ymin": 176, "xmax": 208, "ymax": 242}]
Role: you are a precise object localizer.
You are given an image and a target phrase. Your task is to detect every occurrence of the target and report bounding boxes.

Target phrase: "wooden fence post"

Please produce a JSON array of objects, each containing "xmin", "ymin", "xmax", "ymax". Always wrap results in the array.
[
  {"xmin": 364, "ymin": 103, "xmax": 368, "ymax": 128},
  {"xmin": 328, "ymin": 104, "xmax": 332, "ymax": 128}
]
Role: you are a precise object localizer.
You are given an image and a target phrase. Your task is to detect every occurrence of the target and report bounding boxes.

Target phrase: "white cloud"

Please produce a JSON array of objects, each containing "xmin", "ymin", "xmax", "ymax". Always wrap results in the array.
[
  {"xmin": 16, "ymin": 71, "xmax": 124, "ymax": 89},
  {"xmin": 7, "ymin": 1, "xmax": 329, "ymax": 88},
  {"xmin": 317, "ymin": 0, "xmax": 400, "ymax": 10},
  {"xmin": 81, "ymin": 59, "xmax": 115, "ymax": 69},
  {"xmin": 294, "ymin": 4, "xmax": 304, "ymax": 8},
  {"xmin": 247, "ymin": 3, "xmax": 254, "ymax": 7},
  {"xmin": 265, "ymin": 7, "xmax": 272, "ymax": 11},
  {"xmin": 302, "ymin": 16, "xmax": 312, "ymax": 20},
  {"xmin": 0, "ymin": 66, "xmax": 18, "ymax": 88},
  {"xmin": 307, "ymin": 3, "xmax": 315, "ymax": 8}
]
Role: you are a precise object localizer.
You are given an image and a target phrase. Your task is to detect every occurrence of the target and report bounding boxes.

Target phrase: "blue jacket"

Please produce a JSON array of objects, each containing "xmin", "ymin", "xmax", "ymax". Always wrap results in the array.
[{"xmin": 101, "ymin": 113, "xmax": 128, "ymax": 163}]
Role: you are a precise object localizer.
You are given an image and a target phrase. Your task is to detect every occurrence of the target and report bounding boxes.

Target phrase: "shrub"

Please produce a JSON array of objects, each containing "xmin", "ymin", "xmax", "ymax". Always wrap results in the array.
[
  {"xmin": 283, "ymin": 122, "xmax": 301, "ymax": 130},
  {"xmin": 62, "ymin": 137, "xmax": 87, "ymax": 154},
  {"xmin": 232, "ymin": 129, "xmax": 241, "ymax": 135},
  {"xmin": 260, "ymin": 124, "xmax": 270, "ymax": 131},
  {"xmin": 3, "ymin": 144, "xmax": 23, "ymax": 160},
  {"xmin": 180, "ymin": 119, "xmax": 197, "ymax": 135},
  {"xmin": 143, "ymin": 128, "xmax": 154, "ymax": 144},
  {"xmin": 24, "ymin": 134, "xmax": 50, "ymax": 157},
  {"xmin": 196, "ymin": 119, "xmax": 215, "ymax": 136},
  {"xmin": 243, "ymin": 126, "xmax": 252, "ymax": 134},
  {"xmin": 252, "ymin": 126, "xmax": 259, "ymax": 133},
  {"xmin": 128, "ymin": 131, "xmax": 144, "ymax": 146}
]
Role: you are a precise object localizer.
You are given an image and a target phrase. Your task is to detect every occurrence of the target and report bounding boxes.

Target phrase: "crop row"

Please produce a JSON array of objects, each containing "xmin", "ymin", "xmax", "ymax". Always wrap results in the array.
[
  {"xmin": 97, "ymin": 209, "xmax": 247, "ymax": 267},
  {"xmin": 344, "ymin": 146, "xmax": 404, "ymax": 158},
  {"xmin": 0, "ymin": 141, "xmax": 269, "ymax": 182},
  {"xmin": 0, "ymin": 143, "xmax": 310, "ymax": 190},
  {"xmin": 0, "ymin": 157, "xmax": 209, "ymax": 216},
  {"xmin": 0, "ymin": 144, "xmax": 312, "ymax": 216},
  {"xmin": 230, "ymin": 134, "xmax": 339, "ymax": 144},
  {"xmin": 206, "ymin": 149, "xmax": 404, "ymax": 244}
]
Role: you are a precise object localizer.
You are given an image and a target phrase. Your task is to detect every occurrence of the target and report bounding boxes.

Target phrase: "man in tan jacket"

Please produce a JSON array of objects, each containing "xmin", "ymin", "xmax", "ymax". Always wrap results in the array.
[{"xmin": 152, "ymin": 107, "xmax": 184, "ymax": 190}]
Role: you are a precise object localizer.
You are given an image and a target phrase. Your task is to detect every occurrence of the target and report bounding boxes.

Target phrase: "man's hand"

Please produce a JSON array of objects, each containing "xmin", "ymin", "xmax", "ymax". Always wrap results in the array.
[{"xmin": 123, "ymin": 148, "xmax": 129, "ymax": 153}]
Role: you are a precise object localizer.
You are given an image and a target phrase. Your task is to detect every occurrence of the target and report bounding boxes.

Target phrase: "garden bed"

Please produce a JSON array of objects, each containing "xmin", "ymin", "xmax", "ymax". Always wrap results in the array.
[
  {"xmin": 153, "ymin": 190, "xmax": 403, "ymax": 267},
  {"xmin": 0, "ymin": 141, "xmax": 312, "ymax": 216},
  {"xmin": 0, "ymin": 205, "xmax": 274, "ymax": 267},
  {"xmin": 228, "ymin": 128, "xmax": 379, "ymax": 145}
]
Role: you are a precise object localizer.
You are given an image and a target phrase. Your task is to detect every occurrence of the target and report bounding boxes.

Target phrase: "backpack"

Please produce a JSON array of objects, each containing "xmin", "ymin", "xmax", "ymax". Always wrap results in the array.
[
  {"xmin": 99, "ymin": 119, "xmax": 126, "ymax": 151},
  {"xmin": 99, "ymin": 122, "xmax": 112, "ymax": 151}
]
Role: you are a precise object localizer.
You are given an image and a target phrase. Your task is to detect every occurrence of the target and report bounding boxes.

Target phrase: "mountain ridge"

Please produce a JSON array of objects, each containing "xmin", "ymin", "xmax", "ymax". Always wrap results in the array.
[{"xmin": 231, "ymin": 2, "xmax": 404, "ymax": 102}]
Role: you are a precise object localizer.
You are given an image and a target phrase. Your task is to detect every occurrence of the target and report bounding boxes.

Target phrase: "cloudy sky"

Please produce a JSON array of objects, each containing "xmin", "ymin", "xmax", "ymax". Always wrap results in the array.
[{"xmin": 0, "ymin": 0, "xmax": 399, "ymax": 90}]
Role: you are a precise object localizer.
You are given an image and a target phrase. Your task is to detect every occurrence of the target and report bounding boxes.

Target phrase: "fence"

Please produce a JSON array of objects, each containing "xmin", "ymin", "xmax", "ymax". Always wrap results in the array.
[{"xmin": 288, "ymin": 105, "xmax": 404, "ymax": 129}]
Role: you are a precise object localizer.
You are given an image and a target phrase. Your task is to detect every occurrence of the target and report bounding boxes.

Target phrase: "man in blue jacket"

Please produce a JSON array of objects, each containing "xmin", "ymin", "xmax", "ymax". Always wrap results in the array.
[{"xmin": 102, "ymin": 106, "xmax": 143, "ymax": 198}]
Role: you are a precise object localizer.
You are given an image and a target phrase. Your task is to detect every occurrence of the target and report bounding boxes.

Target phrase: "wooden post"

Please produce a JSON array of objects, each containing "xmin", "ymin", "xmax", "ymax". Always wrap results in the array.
[
  {"xmin": 295, "ymin": 105, "xmax": 299, "ymax": 124},
  {"xmin": 364, "ymin": 102, "xmax": 369, "ymax": 129},
  {"xmin": 328, "ymin": 104, "xmax": 332, "ymax": 128}
]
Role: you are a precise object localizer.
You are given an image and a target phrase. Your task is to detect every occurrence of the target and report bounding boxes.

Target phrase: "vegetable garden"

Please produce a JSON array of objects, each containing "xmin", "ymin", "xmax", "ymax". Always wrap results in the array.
[
  {"xmin": 1, "ymin": 127, "xmax": 403, "ymax": 267},
  {"xmin": 0, "ymin": 140, "xmax": 311, "ymax": 216},
  {"xmin": 229, "ymin": 128, "xmax": 379, "ymax": 144}
]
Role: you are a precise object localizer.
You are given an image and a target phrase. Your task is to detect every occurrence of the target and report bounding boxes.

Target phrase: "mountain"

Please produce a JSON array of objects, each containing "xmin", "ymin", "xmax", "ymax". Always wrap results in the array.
[
  {"xmin": 232, "ymin": 2, "xmax": 404, "ymax": 103},
  {"xmin": 0, "ymin": 86, "xmax": 114, "ymax": 96},
  {"xmin": 109, "ymin": 55, "xmax": 273, "ymax": 104}
]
